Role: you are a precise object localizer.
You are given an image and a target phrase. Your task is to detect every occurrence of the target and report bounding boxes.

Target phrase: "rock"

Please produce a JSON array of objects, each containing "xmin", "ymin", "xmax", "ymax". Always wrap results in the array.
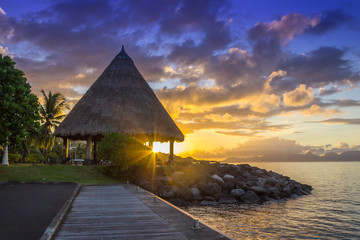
[
  {"xmin": 268, "ymin": 186, "xmax": 280, "ymax": 195},
  {"xmin": 281, "ymin": 185, "xmax": 291, "ymax": 197},
  {"xmin": 248, "ymin": 186, "xmax": 266, "ymax": 195},
  {"xmin": 177, "ymin": 187, "xmax": 193, "ymax": 200},
  {"xmin": 269, "ymin": 194, "xmax": 280, "ymax": 200},
  {"xmin": 204, "ymin": 196, "xmax": 216, "ymax": 202},
  {"xmin": 201, "ymin": 200, "xmax": 218, "ymax": 206},
  {"xmin": 257, "ymin": 177, "xmax": 267, "ymax": 187},
  {"xmin": 191, "ymin": 187, "xmax": 203, "ymax": 200},
  {"xmin": 214, "ymin": 192, "xmax": 227, "ymax": 201},
  {"xmin": 201, "ymin": 182, "xmax": 222, "ymax": 197},
  {"xmin": 240, "ymin": 191, "xmax": 261, "ymax": 204},
  {"xmin": 219, "ymin": 195, "xmax": 238, "ymax": 204},
  {"xmin": 159, "ymin": 189, "xmax": 175, "ymax": 198},
  {"xmin": 211, "ymin": 174, "xmax": 225, "ymax": 183},
  {"xmin": 220, "ymin": 182, "xmax": 235, "ymax": 193},
  {"xmin": 230, "ymin": 188, "xmax": 245, "ymax": 199},
  {"xmin": 223, "ymin": 174, "xmax": 234, "ymax": 181},
  {"xmin": 301, "ymin": 188, "xmax": 311, "ymax": 195},
  {"xmin": 265, "ymin": 177, "xmax": 278, "ymax": 186},
  {"xmin": 235, "ymin": 182, "xmax": 246, "ymax": 189}
]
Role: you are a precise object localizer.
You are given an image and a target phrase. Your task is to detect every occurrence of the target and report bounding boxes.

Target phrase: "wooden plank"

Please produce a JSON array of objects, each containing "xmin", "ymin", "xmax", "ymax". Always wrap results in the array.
[{"xmin": 55, "ymin": 185, "xmax": 187, "ymax": 240}]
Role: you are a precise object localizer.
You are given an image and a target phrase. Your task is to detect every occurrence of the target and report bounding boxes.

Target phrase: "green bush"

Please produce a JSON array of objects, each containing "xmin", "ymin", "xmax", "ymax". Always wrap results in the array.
[
  {"xmin": 8, "ymin": 153, "xmax": 22, "ymax": 164},
  {"xmin": 46, "ymin": 152, "xmax": 59, "ymax": 160},
  {"xmin": 98, "ymin": 132, "xmax": 153, "ymax": 171},
  {"xmin": 25, "ymin": 153, "xmax": 45, "ymax": 163}
]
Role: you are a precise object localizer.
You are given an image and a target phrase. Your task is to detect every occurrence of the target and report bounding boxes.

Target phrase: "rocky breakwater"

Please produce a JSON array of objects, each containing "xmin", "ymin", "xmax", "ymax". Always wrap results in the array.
[{"xmin": 136, "ymin": 162, "xmax": 313, "ymax": 205}]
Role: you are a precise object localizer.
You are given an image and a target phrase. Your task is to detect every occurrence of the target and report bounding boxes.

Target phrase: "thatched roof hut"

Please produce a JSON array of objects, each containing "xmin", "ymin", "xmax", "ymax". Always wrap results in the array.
[{"xmin": 54, "ymin": 46, "xmax": 184, "ymax": 161}]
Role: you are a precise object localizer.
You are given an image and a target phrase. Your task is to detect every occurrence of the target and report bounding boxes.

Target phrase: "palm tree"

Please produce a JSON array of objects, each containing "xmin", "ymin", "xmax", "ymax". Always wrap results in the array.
[{"xmin": 35, "ymin": 90, "xmax": 69, "ymax": 153}]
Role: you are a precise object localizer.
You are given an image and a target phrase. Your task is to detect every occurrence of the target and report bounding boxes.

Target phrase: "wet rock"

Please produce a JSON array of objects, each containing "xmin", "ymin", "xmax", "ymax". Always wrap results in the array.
[
  {"xmin": 191, "ymin": 187, "xmax": 203, "ymax": 200},
  {"xmin": 177, "ymin": 187, "xmax": 193, "ymax": 200},
  {"xmin": 248, "ymin": 186, "xmax": 266, "ymax": 195},
  {"xmin": 223, "ymin": 174, "xmax": 234, "ymax": 181},
  {"xmin": 220, "ymin": 182, "xmax": 235, "ymax": 193},
  {"xmin": 219, "ymin": 195, "xmax": 238, "ymax": 204},
  {"xmin": 230, "ymin": 188, "xmax": 245, "ymax": 199},
  {"xmin": 201, "ymin": 200, "xmax": 218, "ymax": 206},
  {"xmin": 211, "ymin": 174, "xmax": 225, "ymax": 183},
  {"xmin": 159, "ymin": 189, "xmax": 175, "ymax": 198},
  {"xmin": 241, "ymin": 190, "xmax": 261, "ymax": 204},
  {"xmin": 204, "ymin": 196, "xmax": 216, "ymax": 202},
  {"xmin": 265, "ymin": 177, "xmax": 278, "ymax": 186},
  {"xmin": 201, "ymin": 182, "xmax": 222, "ymax": 197},
  {"xmin": 268, "ymin": 186, "xmax": 280, "ymax": 195}
]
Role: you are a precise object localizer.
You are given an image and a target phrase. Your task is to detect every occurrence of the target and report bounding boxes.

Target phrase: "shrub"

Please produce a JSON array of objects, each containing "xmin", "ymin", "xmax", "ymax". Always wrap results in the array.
[
  {"xmin": 8, "ymin": 153, "xmax": 22, "ymax": 164},
  {"xmin": 25, "ymin": 153, "xmax": 45, "ymax": 163},
  {"xmin": 98, "ymin": 132, "xmax": 153, "ymax": 171},
  {"xmin": 46, "ymin": 152, "xmax": 59, "ymax": 160}
]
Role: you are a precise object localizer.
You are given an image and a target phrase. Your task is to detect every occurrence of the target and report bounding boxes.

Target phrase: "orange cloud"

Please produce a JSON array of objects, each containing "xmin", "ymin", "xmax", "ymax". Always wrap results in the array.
[{"xmin": 283, "ymin": 84, "xmax": 314, "ymax": 106}]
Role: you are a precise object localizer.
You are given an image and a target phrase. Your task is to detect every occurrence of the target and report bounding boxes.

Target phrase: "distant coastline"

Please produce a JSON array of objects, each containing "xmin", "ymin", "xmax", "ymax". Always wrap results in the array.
[{"xmin": 222, "ymin": 150, "xmax": 360, "ymax": 163}]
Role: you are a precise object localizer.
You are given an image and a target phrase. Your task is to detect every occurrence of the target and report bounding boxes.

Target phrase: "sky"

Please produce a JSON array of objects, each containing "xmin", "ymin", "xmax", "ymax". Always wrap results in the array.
[{"xmin": 0, "ymin": 0, "xmax": 360, "ymax": 159}]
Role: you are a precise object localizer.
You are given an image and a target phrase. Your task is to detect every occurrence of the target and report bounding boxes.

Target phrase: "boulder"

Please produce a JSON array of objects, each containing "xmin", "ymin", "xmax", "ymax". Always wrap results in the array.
[
  {"xmin": 219, "ymin": 195, "xmax": 238, "ymax": 204},
  {"xmin": 177, "ymin": 187, "xmax": 193, "ymax": 200},
  {"xmin": 158, "ymin": 189, "xmax": 175, "ymax": 198},
  {"xmin": 230, "ymin": 188, "xmax": 245, "ymax": 199},
  {"xmin": 223, "ymin": 174, "xmax": 234, "ymax": 181},
  {"xmin": 211, "ymin": 174, "xmax": 225, "ymax": 183},
  {"xmin": 220, "ymin": 182, "xmax": 235, "ymax": 193},
  {"xmin": 213, "ymin": 192, "xmax": 227, "ymax": 201},
  {"xmin": 248, "ymin": 186, "xmax": 266, "ymax": 195},
  {"xmin": 191, "ymin": 187, "xmax": 203, "ymax": 200},
  {"xmin": 204, "ymin": 196, "xmax": 216, "ymax": 202},
  {"xmin": 268, "ymin": 186, "xmax": 280, "ymax": 195},
  {"xmin": 201, "ymin": 200, "xmax": 218, "ymax": 206},
  {"xmin": 201, "ymin": 182, "xmax": 222, "ymax": 197},
  {"xmin": 265, "ymin": 177, "xmax": 278, "ymax": 186},
  {"xmin": 240, "ymin": 191, "xmax": 261, "ymax": 204}
]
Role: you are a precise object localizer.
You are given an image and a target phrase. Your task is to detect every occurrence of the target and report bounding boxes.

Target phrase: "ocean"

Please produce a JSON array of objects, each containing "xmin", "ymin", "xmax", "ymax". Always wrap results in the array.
[{"xmin": 181, "ymin": 162, "xmax": 360, "ymax": 239}]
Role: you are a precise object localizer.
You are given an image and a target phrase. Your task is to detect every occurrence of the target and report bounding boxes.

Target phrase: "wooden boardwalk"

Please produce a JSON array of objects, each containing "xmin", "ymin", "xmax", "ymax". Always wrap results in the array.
[{"xmin": 55, "ymin": 185, "xmax": 187, "ymax": 240}]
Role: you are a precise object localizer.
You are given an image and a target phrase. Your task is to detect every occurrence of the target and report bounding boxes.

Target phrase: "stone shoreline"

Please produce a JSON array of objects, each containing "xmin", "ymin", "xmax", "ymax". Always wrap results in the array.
[{"xmin": 137, "ymin": 162, "xmax": 313, "ymax": 206}]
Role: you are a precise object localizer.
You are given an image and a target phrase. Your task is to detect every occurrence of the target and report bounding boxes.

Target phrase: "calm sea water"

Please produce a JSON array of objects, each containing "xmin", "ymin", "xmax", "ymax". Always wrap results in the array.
[{"xmin": 181, "ymin": 162, "xmax": 360, "ymax": 240}]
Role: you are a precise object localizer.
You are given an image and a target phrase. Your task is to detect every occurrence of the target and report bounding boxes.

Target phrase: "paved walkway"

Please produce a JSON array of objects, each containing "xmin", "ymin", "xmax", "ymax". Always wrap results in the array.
[
  {"xmin": 55, "ymin": 185, "xmax": 187, "ymax": 239},
  {"xmin": 0, "ymin": 182, "xmax": 77, "ymax": 240}
]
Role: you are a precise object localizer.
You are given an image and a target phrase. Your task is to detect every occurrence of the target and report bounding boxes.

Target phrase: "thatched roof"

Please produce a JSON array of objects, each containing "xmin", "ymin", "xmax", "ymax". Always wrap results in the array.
[{"xmin": 54, "ymin": 46, "xmax": 184, "ymax": 142}]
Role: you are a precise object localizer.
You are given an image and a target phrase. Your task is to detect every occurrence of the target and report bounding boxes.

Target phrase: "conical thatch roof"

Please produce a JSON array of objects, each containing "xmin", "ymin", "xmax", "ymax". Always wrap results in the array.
[{"xmin": 54, "ymin": 46, "xmax": 184, "ymax": 142}]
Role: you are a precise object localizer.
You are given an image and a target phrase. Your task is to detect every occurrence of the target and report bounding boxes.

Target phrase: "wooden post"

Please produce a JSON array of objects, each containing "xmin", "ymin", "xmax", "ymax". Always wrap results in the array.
[
  {"xmin": 63, "ymin": 138, "xmax": 69, "ymax": 159},
  {"xmin": 149, "ymin": 141, "xmax": 153, "ymax": 150},
  {"xmin": 169, "ymin": 140, "xmax": 174, "ymax": 163},
  {"xmin": 86, "ymin": 135, "xmax": 92, "ymax": 160},
  {"xmin": 93, "ymin": 140, "xmax": 98, "ymax": 164}
]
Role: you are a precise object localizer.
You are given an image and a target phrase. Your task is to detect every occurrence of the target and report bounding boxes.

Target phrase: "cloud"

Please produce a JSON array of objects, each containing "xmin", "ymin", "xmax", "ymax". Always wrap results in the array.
[
  {"xmin": 276, "ymin": 47, "xmax": 360, "ymax": 90},
  {"xmin": 319, "ymin": 85, "xmax": 341, "ymax": 96},
  {"xmin": 0, "ymin": 7, "xmax": 6, "ymax": 15},
  {"xmin": 182, "ymin": 137, "xmax": 309, "ymax": 158},
  {"xmin": 247, "ymin": 13, "xmax": 320, "ymax": 45},
  {"xmin": 283, "ymin": 84, "xmax": 314, "ymax": 106},
  {"xmin": 300, "ymin": 104, "xmax": 341, "ymax": 116},
  {"xmin": 337, "ymin": 142, "xmax": 349, "ymax": 148},
  {"xmin": 316, "ymin": 118, "xmax": 360, "ymax": 125},
  {"xmin": 0, "ymin": 45, "xmax": 12, "ymax": 56},
  {"xmin": 307, "ymin": 9, "xmax": 353, "ymax": 35}
]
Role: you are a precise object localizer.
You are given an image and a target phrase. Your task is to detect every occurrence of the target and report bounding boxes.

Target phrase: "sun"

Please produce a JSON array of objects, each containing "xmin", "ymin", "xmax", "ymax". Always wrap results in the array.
[{"xmin": 152, "ymin": 142, "xmax": 169, "ymax": 153}]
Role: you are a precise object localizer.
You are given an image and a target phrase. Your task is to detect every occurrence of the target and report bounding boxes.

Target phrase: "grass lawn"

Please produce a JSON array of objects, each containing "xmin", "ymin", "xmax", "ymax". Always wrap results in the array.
[{"xmin": 0, "ymin": 164, "xmax": 123, "ymax": 185}]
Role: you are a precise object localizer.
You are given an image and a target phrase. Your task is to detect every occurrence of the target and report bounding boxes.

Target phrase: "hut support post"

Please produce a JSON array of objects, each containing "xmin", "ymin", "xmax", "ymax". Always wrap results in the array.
[
  {"xmin": 169, "ymin": 140, "xmax": 174, "ymax": 163},
  {"xmin": 86, "ymin": 136, "xmax": 92, "ymax": 160},
  {"xmin": 63, "ymin": 138, "xmax": 69, "ymax": 159},
  {"xmin": 93, "ymin": 140, "xmax": 98, "ymax": 163}
]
